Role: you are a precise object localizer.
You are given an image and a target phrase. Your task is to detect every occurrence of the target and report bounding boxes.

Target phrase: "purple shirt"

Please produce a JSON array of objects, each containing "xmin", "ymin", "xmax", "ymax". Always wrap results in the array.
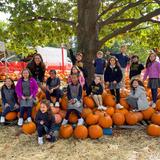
[
  {"xmin": 143, "ymin": 61, "xmax": 160, "ymax": 81},
  {"xmin": 15, "ymin": 77, "xmax": 38, "ymax": 99}
]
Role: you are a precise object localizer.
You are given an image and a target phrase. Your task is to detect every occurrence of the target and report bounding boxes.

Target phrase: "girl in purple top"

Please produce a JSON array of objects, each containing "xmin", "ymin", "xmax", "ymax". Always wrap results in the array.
[
  {"xmin": 16, "ymin": 68, "xmax": 38, "ymax": 126},
  {"xmin": 143, "ymin": 53, "xmax": 160, "ymax": 108}
]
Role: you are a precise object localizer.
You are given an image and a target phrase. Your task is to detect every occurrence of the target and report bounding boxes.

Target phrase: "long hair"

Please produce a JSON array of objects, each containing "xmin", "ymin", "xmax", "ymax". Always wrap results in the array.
[
  {"xmin": 29, "ymin": 54, "xmax": 45, "ymax": 71},
  {"xmin": 3, "ymin": 77, "xmax": 15, "ymax": 89},
  {"xmin": 130, "ymin": 79, "xmax": 144, "ymax": 91},
  {"xmin": 106, "ymin": 56, "xmax": 121, "ymax": 68},
  {"xmin": 21, "ymin": 68, "xmax": 32, "ymax": 79},
  {"xmin": 146, "ymin": 52, "xmax": 157, "ymax": 68},
  {"xmin": 70, "ymin": 65, "xmax": 80, "ymax": 75},
  {"xmin": 40, "ymin": 99, "xmax": 54, "ymax": 120}
]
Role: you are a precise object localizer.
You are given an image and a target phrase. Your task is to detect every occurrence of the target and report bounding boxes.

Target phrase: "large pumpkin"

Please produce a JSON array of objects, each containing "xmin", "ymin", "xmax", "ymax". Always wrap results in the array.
[
  {"xmin": 115, "ymin": 108, "xmax": 129, "ymax": 116},
  {"xmin": 5, "ymin": 112, "xmax": 17, "ymax": 121},
  {"xmin": 147, "ymin": 124, "xmax": 160, "ymax": 137},
  {"xmin": 74, "ymin": 125, "xmax": 88, "ymax": 139},
  {"xmin": 22, "ymin": 122, "xmax": 36, "ymax": 135},
  {"xmin": 120, "ymin": 98, "xmax": 129, "ymax": 109},
  {"xmin": 98, "ymin": 115, "xmax": 113, "ymax": 128},
  {"xmin": 88, "ymin": 125, "xmax": 103, "ymax": 139},
  {"xmin": 83, "ymin": 96, "xmax": 95, "ymax": 109},
  {"xmin": 112, "ymin": 113, "xmax": 125, "ymax": 126},
  {"xmin": 125, "ymin": 112, "xmax": 138, "ymax": 125},
  {"xmin": 81, "ymin": 108, "xmax": 92, "ymax": 119},
  {"xmin": 105, "ymin": 107, "xmax": 115, "ymax": 116},
  {"xmin": 85, "ymin": 114, "xmax": 99, "ymax": 125},
  {"xmin": 55, "ymin": 114, "xmax": 62, "ymax": 124},
  {"xmin": 142, "ymin": 107, "xmax": 155, "ymax": 120},
  {"xmin": 69, "ymin": 112, "xmax": 78, "ymax": 123},
  {"xmin": 151, "ymin": 113, "xmax": 160, "ymax": 125},
  {"xmin": 103, "ymin": 94, "xmax": 116, "ymax": 107},
  {"xmin": 60, "ymin": 124, "xmax": 73, "ymax": 138},
  {"xmin": 94, "ymin": 110, "xmax": 106, "ymax": 118},
  {"xmin": 60, "ymin": 95, "xmax": 68, "ymax": 110},
  {"xmin": 134, "ymin": 112, "xmax": 143, "ymax": 122}
]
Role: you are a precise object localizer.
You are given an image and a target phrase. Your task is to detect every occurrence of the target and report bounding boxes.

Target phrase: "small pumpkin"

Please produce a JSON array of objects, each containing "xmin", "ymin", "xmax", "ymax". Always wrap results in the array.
[
  {"xmin": 83, "ymin": 96, "xmax": 95, "ymax": 109},
  {"xmin": 125, "ymin": 112, "xmax": 138, "ymax": 125},
  {"xmin": 105, "ymin": 107, "xmax": 115, "ymax": 116},
  {"xmin": 81, "ymin": 108, "xmax": 92, "ymax": 119},
  {"xmin": 88, "ymin": 125, "xmax": 103, "ymax": 139},
  {"xmin": 103, "ymin": 94, "xmax": 116, "ymax": 107},
  {"xmin": 112, "ymin": 113, "xmax": 125, "ymax": 126},
  {"xmin": 147, "ymin": 124, "xmax": 160, "ymax": 137},
  {"xmin": 60, "ymin": 124, "xmax": 73, "ymax": 138},
  {"xmin": 151, "ymin": 112, "xmax": 160, "ymax": 125},
  {"xmin": 74, "ymin": 125, "xmax": 88, "ymax": 139},
  {"xmin": 142, "ymin": 107, "xmax": 155, "ymax": 120},
  {"xmin": 22, "ymin": 122, "xmax": 36, "ymax": 135},
  {"xmin": 98, "ymin": 115, "xmax": 113, "ymax": 128},
  {"xmin": 5, "ymin": 112, "xmax": 17, "ymax": 121},
  {"xmin": 85, "ymin": 114, "xmax": 99, "ymax": 125}
]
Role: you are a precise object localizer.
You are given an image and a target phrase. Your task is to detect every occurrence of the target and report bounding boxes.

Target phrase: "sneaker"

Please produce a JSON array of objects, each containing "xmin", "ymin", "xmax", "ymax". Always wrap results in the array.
[
  {"xmin": 98, "ymin": 106, "xmax": 102, "ymax": 110},
  {"xmin": 38, "ymin": 137, "xmax": 44, "ymax": 145},
  {"xmin": 77, "ymin": 118, "xmax": 84, "ymax": 125},
  {"xmin": 61, "ymin": 119, "xmax": 68, "ymax": 125},
  {"xmin": 152, "ymin": 103, "xmax": 156, "ymax": 109},
  {"xmin": 27, "ymin": 117, "xmax": 32, "ymax": 122},
  {"xmin": 55, "ymin": 102, "xmax": 60, "ymax": 107},
  {"xmin": 101, "ymin": 105, "xmax": 107, "ymax": 110},
  {"xmin": 116, "ymin": 103, "xmax": 124, "ymax": 109},
  {"xmin": 18, "ymin": 118, "xmax": 23, "ymax": 126},
  {"xmin": 0, "ymin": 116, "xmax": 5, "ymax": 123}
]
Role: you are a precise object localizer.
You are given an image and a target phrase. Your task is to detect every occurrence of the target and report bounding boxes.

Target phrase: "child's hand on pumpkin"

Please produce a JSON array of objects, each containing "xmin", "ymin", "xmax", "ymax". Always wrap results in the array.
[{"xmin": 40, "ymin": 120, "xmax": 44, "ymax": 125}]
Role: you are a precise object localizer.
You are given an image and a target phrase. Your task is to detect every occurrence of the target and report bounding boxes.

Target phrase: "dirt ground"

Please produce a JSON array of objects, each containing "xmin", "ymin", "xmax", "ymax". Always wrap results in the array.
[{"xmin": 0, "ymin": 125, "xmax": 160, "ymax": 160}]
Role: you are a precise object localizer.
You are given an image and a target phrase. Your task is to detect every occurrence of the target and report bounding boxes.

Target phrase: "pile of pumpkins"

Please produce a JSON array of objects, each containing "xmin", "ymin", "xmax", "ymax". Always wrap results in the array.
[{"xmin": 1, "ymin": 75, "xmax": 160, "ymax": 139}]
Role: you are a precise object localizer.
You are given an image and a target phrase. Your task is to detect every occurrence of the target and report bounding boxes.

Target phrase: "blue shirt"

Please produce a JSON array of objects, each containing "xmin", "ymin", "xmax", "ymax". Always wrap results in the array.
[{"xmin": 94, "ymin": 58, "xmax": 106, "ymax": 74}]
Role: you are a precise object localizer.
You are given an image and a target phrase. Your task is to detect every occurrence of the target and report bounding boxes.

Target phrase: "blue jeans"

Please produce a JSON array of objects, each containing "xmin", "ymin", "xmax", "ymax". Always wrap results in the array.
[
  {"xmin": 2, "ymin": 106, "xmax": 19, "ymax": 117},
  {"xmin": 151, "ymin": 88, "xmax": 158, "ymax": 103},
  {"xmin": 46, "ymin": 89, "xmax": 61, "ymax": 102},
  {"xmin": 19, "ymin": 107, "xmax": 32, "ymax": 118}
]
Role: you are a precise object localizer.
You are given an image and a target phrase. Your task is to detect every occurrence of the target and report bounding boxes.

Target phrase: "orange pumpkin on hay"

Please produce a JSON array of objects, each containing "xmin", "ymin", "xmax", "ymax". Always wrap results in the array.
[
  {"xmin": 98, "ymin": 115, "xmax": 113, "ymax": 128},
  {"xmin": 6, "ymin": 112, "xmax": 17, "ymax": 121},
  {"xmin": 22, "ymin": 122, "xmax": 36, "ymax": 135},
  {"xmin": 88, "ymin": 125, "xmax": 103, "ymax": 139},
  {"xmin": 147, "ymin": 124, "xmax": 160, "ymax": 137},
  {"xmin": 60, "ymin": 124, "xmax": 73, "ymax": 138},
  {"xmin": 141, "ymin": 107, "xmax": 155, "ymax": 120},
  {"xmin": 74, "ymin": 125, "xmax": 88, "ymax": 139},
  {"xmin": 125, "ymin": 112, "xmax": 138, "ymax": 125},
  {"xmin": 151, "ymin": 112, "xmax": 160, "ymax": 125},
  {"xmin": 85, "ymin": 114, "xmax": 99, "ymax": 125},
  {"xmin": 112, "ymin": 112, "xmax": 125, "ymax": 126}
]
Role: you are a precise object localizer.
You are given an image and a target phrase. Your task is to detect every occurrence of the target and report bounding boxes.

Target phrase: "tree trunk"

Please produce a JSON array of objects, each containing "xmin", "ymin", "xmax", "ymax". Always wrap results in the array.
[{"xmin": 77, "ymin": 0, "xmax": 100, "ymax": 84}]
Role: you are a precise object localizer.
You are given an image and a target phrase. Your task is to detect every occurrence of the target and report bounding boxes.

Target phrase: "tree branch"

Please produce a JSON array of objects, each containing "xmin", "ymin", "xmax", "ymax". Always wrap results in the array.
[
  {"xmin": 17, "ymin": 16, "xmax": 76, "ymax": 26},
  {"xmin": 98, "ymin": 8, "xmax": 160, "ymax": 48},
  {"xmin": 99, "ymin": 0, "xmax": 145, "ymax": 28}
]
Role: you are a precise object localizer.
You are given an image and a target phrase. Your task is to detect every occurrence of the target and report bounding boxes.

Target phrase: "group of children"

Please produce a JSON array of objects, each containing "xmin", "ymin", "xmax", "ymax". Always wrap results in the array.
[{"xmin": 1, "ymin": 46, "xmax": 160, "ymax": 145}]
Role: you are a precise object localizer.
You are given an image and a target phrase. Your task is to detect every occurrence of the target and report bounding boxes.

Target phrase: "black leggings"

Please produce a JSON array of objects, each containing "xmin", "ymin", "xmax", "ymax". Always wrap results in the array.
[
  {"xmin": 65, "ymin": 109, "xmax": 81, "ymax": 120},
  {"xmin": 110, "ymin": 89, "xmax": 120, "ymax": 103}
]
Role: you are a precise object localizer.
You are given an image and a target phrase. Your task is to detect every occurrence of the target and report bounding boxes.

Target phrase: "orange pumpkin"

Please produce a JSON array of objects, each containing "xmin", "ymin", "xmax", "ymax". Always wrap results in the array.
[
  {"xmin": 88, "ymin": 125, "xmax": 103, "ymax": 139},
  {"xmin": 69, "ymin": 112, "xmax": 78, "ymax": 123},
  {"xmin": 31, "ymin": 106, "xmax": 37, "ymax": 120},
  {"xmin": 22, "ymin": 122, "xmax": 36, "ymax": 135},
  {"xmin": 105, "ymin": 107, "xmax": 115, "ymax": 116},
  {"xmin": 151, "ymin": 113, "xmax": 160, "ymax": 125},
  {"xmin": 74, "ymin": 125, "xmax": 88, "ymax": 139},
  {"xmin": 83, "ymin": 96, "xmax": 95, "ymax": 109},
  {"xmin": 120, "ymin": 98, "xmax": 129, "ymax": 109},
  {"xmin": 35, "ymin": 102, "xmax": 41, "ymax": 112},
  {"xmin": 147, "ymin": 124, "xmax": 160, "ymax": 137},
  {"xmin": 94, "ymin": 110, "xmax": 105, "ymax": 118},
  {"xmin": 98, "ymin": 115, "xmax": 113, "ymax": 128},
  {"xmin": 125, "ymin": 112, "xmax": 138, "ymax": 125},
  {"xmin": 112, "ymin": 113, "xmax": 125, "ymax": 126},
  {"xmin": 55, "ymin": 114, "xmax": 62, "ymax": 124},
  {"xmin": 85, "ymin": 114, "xmax": 99, "ymax": 125},
  {"xmin": 103, "ymin": 94, "xmax": 116, "ymax": 107},
  {"xmin": 115, "ymin": 108, "xmax": 129, "ymax": 116},
  {"xmin": 5, "ymin": 112, "xmax": 17, "ymax": 121},
  {"xmin": 142, "ymin": 107, "xmax": 155, "ymax": 120},
  {"xmin": 134, "ymin": 112, "xmax": 143, "ymax": 122},
  {"xmin": 60, "ymin": 124, "xmax": 73, "ymax": 138},
  {"xmin": 81, "ymin": 108, "xmax": 92, "ymax": 119},
  {"xmin": 60, "ymin": 95, "xmax": 68, "ymax": 110}
]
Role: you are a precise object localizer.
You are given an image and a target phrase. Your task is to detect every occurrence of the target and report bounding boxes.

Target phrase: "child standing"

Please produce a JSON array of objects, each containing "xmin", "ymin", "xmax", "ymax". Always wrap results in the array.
[
  {"xmin": 143, "ymin": 52, "xmax": 160, "ymax": 108},
  {"xmin": 104, "ymin": 56, "xmax": 124, "ymax": 109},
  {"xmin": 126, "ymin": 79, "xmax": 149, "ymax": 111},
  {"xmin": 0, "ymin": 78, "xmax": 19, "ymax": 123},
  {"xmin": 88, "ymin": 76, "xmax": 106, "ymax": 110},
  {"xmin": 35, "ymin": 100, "xmax": 56, "ymax": 145},
  {"xmin": 16, "ymin": 68, "xmax": 38, "ymax": 126},
  {"xmin": 92, "ymin": 51, "xmax": 106, "ymax": 85},
  {"xmin": 62, "ymin": 74, "xmax": 84, "ymax": 125},
  {"xmin": 129, "ymin": 55, "xmax": 144, "ymax": 80},
  {"xmin": 46, "ymin": 70, "xmax": 61, "ymax": 107},
  {"xmin": 68, "ymin": 65, "xmax": 85, "ymax": 88}
]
